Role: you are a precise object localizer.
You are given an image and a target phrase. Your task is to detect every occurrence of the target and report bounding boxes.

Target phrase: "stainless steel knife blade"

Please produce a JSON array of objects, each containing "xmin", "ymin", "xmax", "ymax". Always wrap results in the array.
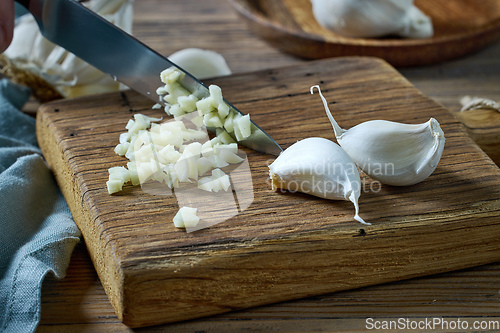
[{"xmin": 16, "ymin": 0, "xmax": 282, "ymax": 155}]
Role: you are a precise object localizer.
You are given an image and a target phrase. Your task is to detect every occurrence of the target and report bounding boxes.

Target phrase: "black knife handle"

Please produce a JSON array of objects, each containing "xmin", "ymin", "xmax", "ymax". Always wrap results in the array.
[{"xmin": 15, "ymin": 0, "xmax": 31, "ymax": 9}]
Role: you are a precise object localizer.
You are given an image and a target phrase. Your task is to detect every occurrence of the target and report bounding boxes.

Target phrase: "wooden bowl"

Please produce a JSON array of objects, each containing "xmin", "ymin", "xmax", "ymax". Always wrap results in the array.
[{"xmin": 230, "ymin": 0, "xmax": 500, "ymax": 67}]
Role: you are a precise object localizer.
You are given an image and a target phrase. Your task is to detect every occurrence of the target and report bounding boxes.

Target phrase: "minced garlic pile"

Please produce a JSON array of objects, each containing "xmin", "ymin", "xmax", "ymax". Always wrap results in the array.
[{"xmin": 107, "ymin": 68, "xmax": 253, "ymax": 230}]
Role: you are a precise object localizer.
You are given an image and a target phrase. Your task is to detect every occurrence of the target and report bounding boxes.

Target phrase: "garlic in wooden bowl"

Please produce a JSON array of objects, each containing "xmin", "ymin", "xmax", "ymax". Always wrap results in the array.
[
  {"xmin": 310, "ymin": 0, "xmax": 433, "ymax": 39},
  {"xmin": 311, "ymin": 85, "xmax": 445, "ymax": 186},
  {"xmin": 269, "ymin": 137, "xmax": 368, "ymax": 225}
]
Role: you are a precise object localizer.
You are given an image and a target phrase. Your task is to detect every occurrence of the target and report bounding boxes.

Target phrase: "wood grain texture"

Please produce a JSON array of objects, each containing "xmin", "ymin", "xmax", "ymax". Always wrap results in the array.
[
  {"xmin": 36, "ymin": 57, "xmax": 500, "ymax": 328},
  {"xmin": 31, "ymin": 0, "xmax": 500, "ymax": 331},
  {"xmin": 38, "ymin": 241, "xmax": 500, "ymax": 332},
  {"xmin": 230, "ymin": 0, "xmax": 500, "ymax": 66}
]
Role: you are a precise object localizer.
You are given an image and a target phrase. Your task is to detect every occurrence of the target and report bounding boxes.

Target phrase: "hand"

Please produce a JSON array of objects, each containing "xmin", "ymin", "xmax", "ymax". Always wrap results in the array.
[{"xmin": 0, "ymin": 0, "xmax": 15, "ymax": 53}]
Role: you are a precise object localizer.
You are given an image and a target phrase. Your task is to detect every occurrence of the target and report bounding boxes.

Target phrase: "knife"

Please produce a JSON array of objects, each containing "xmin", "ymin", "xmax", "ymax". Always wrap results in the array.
[{"xmin": 15, "ymin": 0, "xmax": 282, "ymax": 156}]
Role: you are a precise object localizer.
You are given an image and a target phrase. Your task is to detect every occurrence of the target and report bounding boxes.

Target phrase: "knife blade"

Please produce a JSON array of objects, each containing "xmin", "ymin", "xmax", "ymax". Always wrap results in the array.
[{"xmin": 16, "ymin": 0, "xmax": 282, "ymax": 155}]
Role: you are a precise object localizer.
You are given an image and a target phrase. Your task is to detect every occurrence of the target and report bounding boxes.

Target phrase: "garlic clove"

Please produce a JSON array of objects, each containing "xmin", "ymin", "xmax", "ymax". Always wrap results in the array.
[
  {"xmin": 168, "ymin": 48, "xmax": 232, "ymax": 80},
  {"xmin": 310, "ymin": 0, "xmax": 433, "ymax": 39},
  {"xmin": 311, "ymin": 85, "xmax": 445, "ymax": 186},
  {"xmin": 338, "ymin": 119, "xmax": 445, "ymax": 186},
  {"xmin": 269, "ymin": 137, "xmax": 368, "ymax": 225},
  {"xmin": 402, "ymin": 5, "xmax": 434, "ymax": 39}
]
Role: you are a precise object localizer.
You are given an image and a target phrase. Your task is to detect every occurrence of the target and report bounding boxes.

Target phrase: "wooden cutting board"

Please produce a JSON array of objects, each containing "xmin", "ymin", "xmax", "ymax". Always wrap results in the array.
[{"xmin": 36, "ymin": 57, "xmax": 500, "ymax": 328}]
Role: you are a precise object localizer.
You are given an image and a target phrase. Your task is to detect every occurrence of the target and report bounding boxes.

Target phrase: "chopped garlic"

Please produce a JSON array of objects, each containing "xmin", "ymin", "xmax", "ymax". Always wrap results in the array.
[
  {"xmin": 234, "ymin": 114, "xmax": 252, "ymax": 141},
  {"xmin": 157, "ymin": 68, "xmax": 253, "ymax": 141},
  {"xmin": 218, "ymin": 148, "xmax": 244, "ymax": 164},
  {"xmin": 215, "ymin": 129, "xmax": 236, "ymax": 144},
  {"xmin": 178, "ymin": 95, "xmax": 198, "ymax": 113},
  {"xmin": 197, "ymin": 169, "xmax": 230, "ymax": 192},
  {"xmin": 203, "ymin": 112, "xmax": 224, "ymax": 128},
  {"xmin": 107, "ymin": 68, "xmax": 255, "ymax": 232},
  {"xmin": 107, "ymin": 110, "xmax": 245, "ymax": 195},
  {"xmin": 106, "ymin": 166, "xmax": 131, "ymax": 194},
  {"xmin": 196, "ymin": 97, "xmax": 215, "ymax": 115},
  {"xmin": 108, "ymin": 166, "xmax": 131, "ymax": 182},
  {"xmin": 212, "ymin": 169, "xmax": 231, "ymax": 191},
  {"xmin": 106, "ymin": 180, "xmax": 124, "ymax": 194},
  {"xmin": 173, "ymin": 206, "xmax": 200, "ymax": 228},
  {"xmin": 114, "ymin": 142, "xmax": 129, "ymax": 156},
  {"xmin": 223, "ymin": 112, "xmax": 237, "ymax": 133}
]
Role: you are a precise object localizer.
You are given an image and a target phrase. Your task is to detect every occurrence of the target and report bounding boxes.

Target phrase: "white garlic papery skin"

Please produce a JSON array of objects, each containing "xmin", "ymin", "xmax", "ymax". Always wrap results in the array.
[
  {"xmin": 311, "ymin": 85, "xmax": 445, "ymax": 186},
  {"xmin": 460, "ymin": 96, "xmax": 500, "ymax": 112},
  {"xmin": 269, "ymin": 137, "xmax": 368, "ymax": 225},
  {"xmin": 310, "ymin": 0, "xmax": 433, "ymax": 39},
  {"xmin": 6, "ymin": 0, "xmax": 133, "ymax": 98},
  {"xmin": 168, "ymin": 48, "xmax": 232, "ymax": 80}
]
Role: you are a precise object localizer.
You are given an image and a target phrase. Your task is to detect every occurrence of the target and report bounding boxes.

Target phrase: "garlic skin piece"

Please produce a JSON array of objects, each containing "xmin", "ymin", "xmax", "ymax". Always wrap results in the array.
[
  {"xmin": 460, "ymin": 96, "xmax": 500, "ymax": 112},
  {"xmin": 310, "ymin": 0, "xmax": 433, "ymax": 39},
  {"xmin": 311, "ymin": 85, "xmax": 445, "ymax": 186},
  {"xmin": 168, "ymin": 48, "xmax": 232, "ymax": 79},
  {"xmin": 269, "ymin": 137, "xmax": 368, "ymax": 225}
]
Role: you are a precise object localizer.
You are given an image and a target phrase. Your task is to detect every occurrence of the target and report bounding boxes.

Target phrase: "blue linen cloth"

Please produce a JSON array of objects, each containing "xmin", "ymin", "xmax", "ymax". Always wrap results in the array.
[{"xmin": 0, "ymin": 79, "xmax": 81, "ymax": 332}]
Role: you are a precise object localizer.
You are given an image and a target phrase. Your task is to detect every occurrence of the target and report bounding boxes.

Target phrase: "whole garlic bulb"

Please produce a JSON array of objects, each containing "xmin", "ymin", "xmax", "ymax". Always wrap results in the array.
[
  {"xmin": 269, "ymin": 137, "xmax": 368, "ymax": 225},
  {"xmin": 5, "ymin": 0, "xmax": 133, "ymax": 99},
  {"xmin": 310, "ymin": 0, "xmax": 433, "ymax": 39},
  {"xmin": 311, "ymin": 85, "xmax": 445, "ymax": 186}
]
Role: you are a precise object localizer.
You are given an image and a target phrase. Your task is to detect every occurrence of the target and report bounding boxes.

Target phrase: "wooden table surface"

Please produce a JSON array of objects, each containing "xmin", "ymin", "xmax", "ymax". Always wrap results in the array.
[{"xmin": 36, "ymin": 0, "xmax": 500, "ymax": 331}]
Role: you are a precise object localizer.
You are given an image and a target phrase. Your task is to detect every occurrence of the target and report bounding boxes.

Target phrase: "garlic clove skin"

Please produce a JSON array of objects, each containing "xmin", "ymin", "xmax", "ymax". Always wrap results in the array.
[
  {"xmin": 338, "ymin": 119, "xmax": 445, "ymax": 186},
  {"xmin": 310, "ymin": 0, "xmax": 433, "ymax": 39},
  {"xmin": 311, "ymin": 85, "xmax": 445, "ymax": 186},
  {"xmin": 269, "ymin": 137, "xmax": 368, "ymax": 225}
]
